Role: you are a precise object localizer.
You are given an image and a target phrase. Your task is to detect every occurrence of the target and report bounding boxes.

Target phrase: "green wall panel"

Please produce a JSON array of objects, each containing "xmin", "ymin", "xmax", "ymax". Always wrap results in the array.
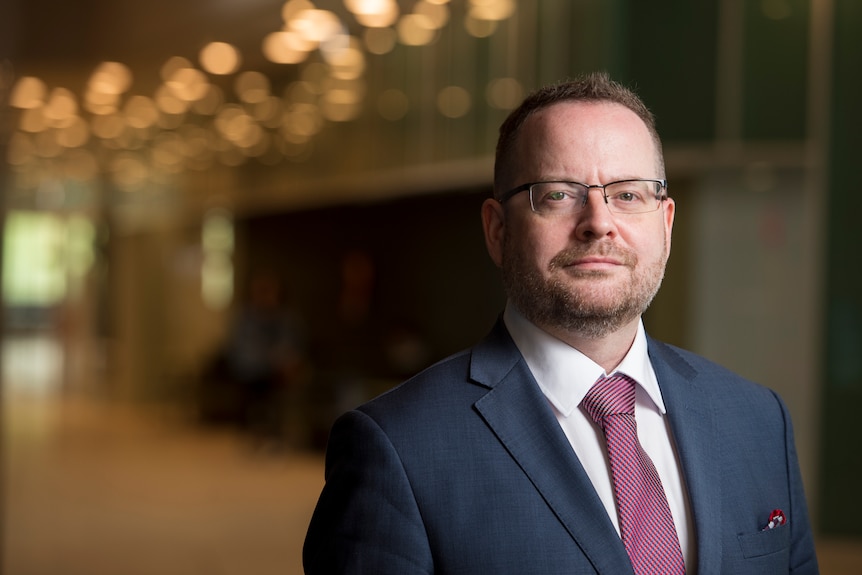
[
  {"xmin": 820, "ymin": 0, "xmax": 862, "ymax": 536},
  {"xmin": 742, "ymin": 0, "xmax": 810, "ymax": 139},
  {"xmin": 626, "ymin": 0, "xmax": 719, "ymax": 142}
]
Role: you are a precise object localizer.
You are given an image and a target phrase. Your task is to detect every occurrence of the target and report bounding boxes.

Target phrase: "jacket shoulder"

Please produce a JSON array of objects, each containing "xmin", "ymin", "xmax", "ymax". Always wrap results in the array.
[{"xmin": 648, "ymin": 337, "xmax": 785, "ymax": 408}]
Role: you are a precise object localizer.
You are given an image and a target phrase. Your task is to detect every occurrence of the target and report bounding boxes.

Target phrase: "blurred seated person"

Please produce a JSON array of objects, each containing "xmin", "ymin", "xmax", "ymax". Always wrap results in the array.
[{"xmin": 223, "ymin": 272, "xmax": 306, "ymax": 448}]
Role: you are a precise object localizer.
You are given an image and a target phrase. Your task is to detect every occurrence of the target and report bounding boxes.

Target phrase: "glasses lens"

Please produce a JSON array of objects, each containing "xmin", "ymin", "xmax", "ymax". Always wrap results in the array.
[
  {"xmin": 528, "ymin": 180, "xmax": 663, "ymax": 215},
  {"xmin": 604, "ymin": 180, "xmax": 663, "ymax": 214},
  {"xmin": 529, "ymin": 182, "xmax": 588, "ymax": 214}
]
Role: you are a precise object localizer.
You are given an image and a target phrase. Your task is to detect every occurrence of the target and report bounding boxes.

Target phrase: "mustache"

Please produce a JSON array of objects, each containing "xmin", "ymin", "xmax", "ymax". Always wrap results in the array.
[{"xmin": 548, "ymin": 242, "xmax": 637, "ymax": 270}]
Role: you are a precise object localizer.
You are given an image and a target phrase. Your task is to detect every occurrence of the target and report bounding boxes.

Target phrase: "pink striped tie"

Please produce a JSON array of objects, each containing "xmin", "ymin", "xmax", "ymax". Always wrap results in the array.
[{"xmin": 582, "ymin": 374, "xmax": 686, "ymax": 575}]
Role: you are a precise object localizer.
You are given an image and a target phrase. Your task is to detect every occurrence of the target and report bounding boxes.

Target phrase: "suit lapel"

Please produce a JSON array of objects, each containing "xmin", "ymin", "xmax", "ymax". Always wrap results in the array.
[
  {"xmin": 470, "ymin": 323, "xmax": 635, "ymax": 575},
  {"xmin": 649, "ymin": 339, "xmax": 723, "ymax": 575}
]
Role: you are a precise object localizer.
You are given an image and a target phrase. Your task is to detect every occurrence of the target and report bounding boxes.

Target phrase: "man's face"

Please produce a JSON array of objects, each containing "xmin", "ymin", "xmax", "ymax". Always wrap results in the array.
[{"xmin": 483, "ymin": 101, "xmax": 675, "ymax": 340}]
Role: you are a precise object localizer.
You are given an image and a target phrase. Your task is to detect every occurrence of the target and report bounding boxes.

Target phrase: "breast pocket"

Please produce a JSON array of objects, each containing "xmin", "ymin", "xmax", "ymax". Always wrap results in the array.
[{"xmin": 737, "ymin": 524, "xmax": 791, "ymax": 559}]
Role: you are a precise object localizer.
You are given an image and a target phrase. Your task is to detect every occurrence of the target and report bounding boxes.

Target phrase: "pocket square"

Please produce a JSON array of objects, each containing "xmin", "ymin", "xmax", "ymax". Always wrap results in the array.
[{"xmin": 762, "ymin": 509, "xmax": 786, "ymax": 531}]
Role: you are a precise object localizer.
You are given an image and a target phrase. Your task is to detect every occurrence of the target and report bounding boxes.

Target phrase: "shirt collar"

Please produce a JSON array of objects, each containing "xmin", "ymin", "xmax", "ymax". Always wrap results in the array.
[{"xmin": 503, "ymin": 302, "xmax": 667, "ymax": 417}]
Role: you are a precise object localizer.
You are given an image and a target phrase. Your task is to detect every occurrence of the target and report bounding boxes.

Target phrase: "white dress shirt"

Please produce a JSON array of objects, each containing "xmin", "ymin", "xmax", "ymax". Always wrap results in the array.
[{"xmin": 503, "ymin": 303, "xmax": 696, "ymax": 571}]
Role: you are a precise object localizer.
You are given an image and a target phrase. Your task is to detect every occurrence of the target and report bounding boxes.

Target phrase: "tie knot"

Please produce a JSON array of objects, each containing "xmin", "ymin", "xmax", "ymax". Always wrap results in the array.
[{"xmin": 582, "ymin": 373, "xmax": 637, "ymax": 424}]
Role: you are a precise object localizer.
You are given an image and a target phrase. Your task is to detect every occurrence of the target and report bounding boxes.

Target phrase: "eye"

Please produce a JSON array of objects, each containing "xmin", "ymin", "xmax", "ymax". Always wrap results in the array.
[
  {"xmin": 529, "ymin": 183, "xmax": 584, "ymax": 214},
  {"xmin": 547, "ymin": 190, "xmax": 572, "ymax": 202},
  {"xmin": 607, "ymin": 182, "xmax": 650, "ymax": 204},
  {"xmin": 614, "ymin": 191, "xmax": 641, "ymax": 203}
]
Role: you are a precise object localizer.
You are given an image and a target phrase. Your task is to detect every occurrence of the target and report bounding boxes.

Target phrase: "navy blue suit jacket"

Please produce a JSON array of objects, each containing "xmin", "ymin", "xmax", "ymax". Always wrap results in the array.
[{"xmin": 303, "ymin": 320, "xmax": 818, "ymax": 574}]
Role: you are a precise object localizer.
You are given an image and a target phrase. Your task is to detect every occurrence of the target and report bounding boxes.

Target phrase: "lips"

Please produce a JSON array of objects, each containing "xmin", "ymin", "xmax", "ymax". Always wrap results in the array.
[
  {"xmin": 569, "ymin": 255, "xmax": 622, "ymax": 266},
  {"xmin": 549, "ymin": 245, "xmax": 635, "ymax": 271}
]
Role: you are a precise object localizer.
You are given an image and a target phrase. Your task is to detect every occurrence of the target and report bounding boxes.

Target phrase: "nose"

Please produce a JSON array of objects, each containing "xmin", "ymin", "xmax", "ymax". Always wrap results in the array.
[{"xmin": 574, "ymin": 188, "xmax": 616, "ymax": 240}]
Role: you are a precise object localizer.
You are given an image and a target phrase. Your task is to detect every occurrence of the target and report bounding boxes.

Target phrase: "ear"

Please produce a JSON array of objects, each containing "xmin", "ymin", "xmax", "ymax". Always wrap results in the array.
[
  {"xmin": 481, "ymin": 198, "xmax": 506, "ymax": 268},
  {"xmin": 663, "ymin": 197, "xmax": 675, "ymax": 258}
]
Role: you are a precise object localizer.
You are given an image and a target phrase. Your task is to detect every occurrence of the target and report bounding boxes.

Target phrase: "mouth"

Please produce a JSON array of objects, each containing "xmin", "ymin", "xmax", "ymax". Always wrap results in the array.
[
  {"xmin": 562, "ymin": 257, "xmax": 624, "ymax": 274},
  {"xmin": 567, "ymin": 255, "xmax": 622, "ymax": 267},
  {"xmin": 551, "ymin": 246, "xmax": 633, "ymax": 272}
]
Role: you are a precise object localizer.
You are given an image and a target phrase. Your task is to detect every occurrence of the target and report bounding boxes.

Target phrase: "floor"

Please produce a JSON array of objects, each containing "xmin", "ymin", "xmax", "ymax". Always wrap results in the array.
[
  {"xmin": 2, "ymin": 390, "xmax": 861, "ymax": 575},
  {"xmin": 2, "ymin": 391, "xmax": 322, "ymax": 575}
]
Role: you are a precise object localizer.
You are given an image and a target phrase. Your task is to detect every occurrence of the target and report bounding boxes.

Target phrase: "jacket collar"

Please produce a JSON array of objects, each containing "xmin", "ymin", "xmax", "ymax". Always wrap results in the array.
[
  {"xmin": 470, "ymin": 319, "xmax": 635, "ymax": 574},
  {"xmin": 649, "ymin": 339, "xmax": 722, "ymax": 574},
  {"xmin": 468, "ymin": 319, "xmax": 722, "ymax": 574}
]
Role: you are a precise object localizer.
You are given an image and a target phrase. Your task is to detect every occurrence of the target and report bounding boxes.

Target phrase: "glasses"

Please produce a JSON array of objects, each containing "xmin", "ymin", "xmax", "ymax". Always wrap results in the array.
[{"xmin": 501, "ymin": 179, "xmax": 668, "ymax": 216}]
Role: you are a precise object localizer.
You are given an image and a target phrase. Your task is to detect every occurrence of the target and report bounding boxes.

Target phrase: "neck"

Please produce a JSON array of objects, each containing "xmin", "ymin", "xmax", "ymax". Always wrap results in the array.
[{"xmin": 545, "ymin": 319, "xmax": 640, "ymax": 374}]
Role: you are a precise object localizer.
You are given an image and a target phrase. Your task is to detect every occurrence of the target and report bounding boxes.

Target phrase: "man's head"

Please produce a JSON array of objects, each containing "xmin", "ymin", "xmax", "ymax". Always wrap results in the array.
[
  {"xmin": 482, "ymin": 73, "xmax": 674, "ymax": 342},
  {"xmin": 494, "ymin": 72, "xmax": 665, "ymax": 197}
]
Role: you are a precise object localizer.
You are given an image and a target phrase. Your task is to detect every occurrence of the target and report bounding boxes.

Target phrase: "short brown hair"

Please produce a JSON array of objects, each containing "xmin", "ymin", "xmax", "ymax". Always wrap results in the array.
[{"xmin": 493, "ymin": 72, "xmax": 664, "ymax": 198}]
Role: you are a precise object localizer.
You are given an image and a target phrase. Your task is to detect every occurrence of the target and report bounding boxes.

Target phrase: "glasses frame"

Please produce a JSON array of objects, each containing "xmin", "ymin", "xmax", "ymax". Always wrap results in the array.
[{"xmin": 500, "ymin": 178, "xmax": 669, "ymax": 215}]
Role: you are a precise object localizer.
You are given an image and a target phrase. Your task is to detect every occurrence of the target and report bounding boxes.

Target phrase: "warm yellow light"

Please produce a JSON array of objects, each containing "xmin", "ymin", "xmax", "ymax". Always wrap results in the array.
[
  {"xmin": 290, "ymin": 9, "xmax": 343, "ymax": 44},
  {"xmin": 19, "ymin": 107, "xmax": 48, "ymax": 133},
  {"xmin": 84, "ymin": 89, "xmax": 120, "ymax": 115},
  {"xmin": 325, "ymin": 88, "xmax": 361, "ymax": 106},
  {"xmin": 323, "ymin": 37, "xmax": 366, "ymax": 81},
  {"xmin": 200, "ymin": 42, "xmax": 242, "ymax": 75},
  {"xmin": 43, "ymin": 88, "xmax": 79, "ymax": 127},
  {"xmin": 192, "ymin": 85, "xmax": 224, "ymax": 115},
  {"xmin": 397, "ymin": 14, "xmax": 437, "ymax": 46},
  {"xmin": 179, "ymin": 125, "xmax": 212, "ymax": 159},
  {"xmin": 10, "ymin": 76, "xmax": 47, "ymax": 109},
  {"xmin": 437, "ymin": 85, "xmax": 471, "ymax": 118},
  {"xmin": 235, "ymin": 71, "xmax": 271, "ymax": 104},
  {"xmin": 238, "ymin": 123, "xmax": 265, "ymax": 150},
  {"xmin": 124, "ymin": 95, "xmax": 160, "ymax": 129},
  {"xmin": 214, "ymin": 104, "xmax": 262, "ymax": 148},
  {"xmin": 464, "ymin": 14, "xmax": 498, "ymax": 37},
  {"xmin": 88, "ymin": 62, "xmax": 133, "ymax": 95},
  {"xmin": 486, "ymin": 77, "xmax": 524, "ymax": 110},
  {"xmin": 363, "ymin": 27, "xmax": 397, "ymax": 54},
  {"xmin": 469, "ymin": 0, "xmax": 516, "ymax": 21},
  {"xmin": 282, "ymin": 0, "xmax": 315, "ymax": 23},
  {"xmin": 253, "ymin": 96, "xmax": 284, "ymax": 128},
  {"xmin": 377, "ymin": 89, "xmax": 409, "ymax": 121},
  {"xmin": 239, "ymin": 130, "xmax": 271, "ymax": 157},
  {"xmin": 110, "ymin": 152, "xmax": 149, "ymax": 191},
  {"xmin": 284, "ymin": 81, "xmax": 318, "ymax": 104},
  {"xmin": 152, "ymin": 132, "xmax": 185, "ymax": 172},
  {"xmin": 55, "ymin": 117, "xmax": 90, "ymax": 148},
  {"xmin": 155, "ymin": 84, "xmax": 190, "ymax": 114},
  {"xmin": 161, "ymin": 56, "xmax": 194, "ymax": 81},
  {"xmin": 282, "ymin": 102, "xmax": 324, "ymax": 138},
  {"xmin": 166, "ymin": 67, "xmax": 210, "ymax": 102},
  {"xmin": 415, "ymin": 0, "xmax": 450, "ymax": 29},
  {"xmin": 347, "ymin": 0, "xmax": 400, "ymax": 27},
  {"xmin": 91, "ymin": 114, "xmax": 126, "ymax": 140},
  {"xmin": 157, "ymin": 111, "xmax": 185, "ymax": 130},
  {"xmin": 263, "ymin": 31, "xmax": 313, "ymax": 64},
  {"xmin": 321, "ymin": 95, "xmax": 361, "ymax": 122}
]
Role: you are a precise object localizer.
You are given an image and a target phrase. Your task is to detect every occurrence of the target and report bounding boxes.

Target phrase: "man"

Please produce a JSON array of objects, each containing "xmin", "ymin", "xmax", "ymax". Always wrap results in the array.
[{"xmin": 303, "ymin": 73, "xmax": 819, "ymax": 574}]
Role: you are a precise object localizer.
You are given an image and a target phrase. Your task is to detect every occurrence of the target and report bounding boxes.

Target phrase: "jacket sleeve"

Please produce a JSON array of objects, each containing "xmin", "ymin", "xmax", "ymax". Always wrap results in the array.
[{"xmin": 302, "ymin": 409, "xmax": 434, "ymax": 574}]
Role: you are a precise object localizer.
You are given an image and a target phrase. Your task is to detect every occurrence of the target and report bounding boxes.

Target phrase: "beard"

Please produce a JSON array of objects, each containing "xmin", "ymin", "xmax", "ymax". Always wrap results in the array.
[{"xmin": 501, "ymin": 230, "xmax": 668, "ymax": 340}]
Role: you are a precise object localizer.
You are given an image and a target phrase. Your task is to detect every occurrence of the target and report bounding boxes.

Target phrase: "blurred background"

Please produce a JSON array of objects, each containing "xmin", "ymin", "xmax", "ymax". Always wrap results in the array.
[{"xmin": 0, "ymin": 0, "xmax": 860, "ymax": 573}]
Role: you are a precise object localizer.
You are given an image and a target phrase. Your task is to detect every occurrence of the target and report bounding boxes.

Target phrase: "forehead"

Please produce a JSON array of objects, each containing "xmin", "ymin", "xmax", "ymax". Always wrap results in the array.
[{"xmin": 513, "ymin": 101, "xmax": 658, "ymax": 180}]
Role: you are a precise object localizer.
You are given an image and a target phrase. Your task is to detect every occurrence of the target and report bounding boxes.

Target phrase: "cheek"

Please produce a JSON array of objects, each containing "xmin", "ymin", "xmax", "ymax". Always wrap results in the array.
[
  {"xmin": 636, "ymin": 226, "xmax": 669, "ymax": 265},
  {"xmin": 520, "ymin": 224, "xmax": 566, "ymax": 266}
]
